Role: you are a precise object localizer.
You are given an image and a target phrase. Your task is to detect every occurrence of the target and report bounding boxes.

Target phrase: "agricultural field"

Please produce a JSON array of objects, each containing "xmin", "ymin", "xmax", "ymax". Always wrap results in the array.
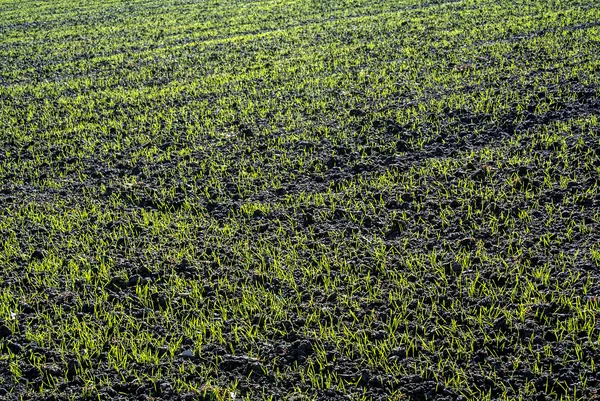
[{"xmin": 1, "ymin": 0, "xmax": 600, "ymax": 399}]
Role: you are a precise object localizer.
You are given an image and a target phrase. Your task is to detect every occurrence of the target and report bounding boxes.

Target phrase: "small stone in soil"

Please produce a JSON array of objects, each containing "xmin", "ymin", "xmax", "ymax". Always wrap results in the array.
[{"xmin": 179, "ymin": 350, "xmax": 195, "ymax": 359}]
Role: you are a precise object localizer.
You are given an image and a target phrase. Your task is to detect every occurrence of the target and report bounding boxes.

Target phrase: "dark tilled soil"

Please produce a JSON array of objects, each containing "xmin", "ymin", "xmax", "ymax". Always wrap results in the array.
[
  {"xmin": 1, "ymin": 79, "xmax": 600, "ymax": 400},
  {"xmin": 2, "ymin": 1, "xmax": 600, "ymax": 400}
]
